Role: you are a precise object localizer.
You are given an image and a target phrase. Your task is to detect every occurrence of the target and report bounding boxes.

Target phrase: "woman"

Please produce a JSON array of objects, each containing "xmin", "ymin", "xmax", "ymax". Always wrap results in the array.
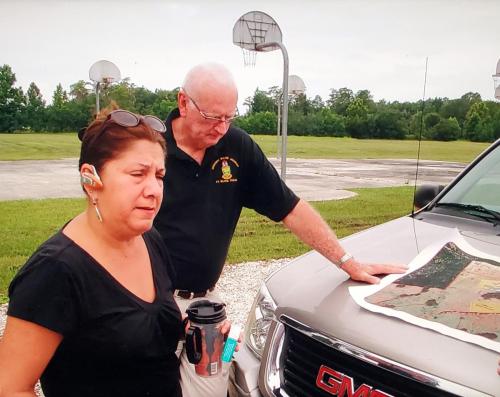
[{"xmin": 0, "ymin": 106, "xmax": 183, "ymax": 397}]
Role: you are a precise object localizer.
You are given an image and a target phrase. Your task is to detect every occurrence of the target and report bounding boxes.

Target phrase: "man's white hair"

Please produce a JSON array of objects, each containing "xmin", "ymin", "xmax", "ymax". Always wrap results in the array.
[{"xmin": 182, "ymin": 63, "xmax": 237, "ymax": 100}]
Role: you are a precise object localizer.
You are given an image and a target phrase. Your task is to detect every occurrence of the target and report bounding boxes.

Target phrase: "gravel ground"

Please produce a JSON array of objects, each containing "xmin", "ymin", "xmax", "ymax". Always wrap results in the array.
[
  {"xmin": 216, "ymin": 258, "xmax": 289, "ymax": 326},
  {"xmin": 0, "ymin": 258, "xmax": 290, "ymax": 395}
]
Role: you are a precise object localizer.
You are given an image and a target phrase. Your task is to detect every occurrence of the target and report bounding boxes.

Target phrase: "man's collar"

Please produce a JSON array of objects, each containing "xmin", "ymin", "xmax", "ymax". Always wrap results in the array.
[{"xmin": 164, "ymin": 108, "xmax": 181, "ymax": 155}]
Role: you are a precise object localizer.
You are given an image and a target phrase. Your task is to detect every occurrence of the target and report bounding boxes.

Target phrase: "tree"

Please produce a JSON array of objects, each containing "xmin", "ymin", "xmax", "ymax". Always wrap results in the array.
[
  {"xmin": 430, "ymin": 117, "xmax": 461, "ymax": 141},
  {"xmin": 244, "ymin": 89, "xmax": 276, "ymax": 114},
  {"xmin": 409, "ymin": 111, "xmax": 424, "ymax": 138},
  {"xmin": 439, "ymin": 92, "xmax": 481, "ymax": 127},
  {"xmin": 0, "ymin": 64, "xmax": 25, "ymax": 132},
  {"xmin": 316, "ymin": 109, "xmax": 345, "ymax": 136},
  {"xmin": 355, "ymin": 89, "xmax": 375, "ymax": 112},
  {"xmin": 45, "ymin": 83, "xmax": 72, "ymax": 131},
  {"xmin": 133, "ymin": 86, "xmax": 157, "ymax": 115},
  {"xmin": 373, "ymin": 110, "xmax": 407, "ymax": 139},
  {"xmin": 52, "ymin": 83, "xmax": 68, "ymax": 108},
  {"xmin": 104, "ymin": 79, "xmax": 135, "ymax": 110},
  {"xmin": 310, "ymin": 95, "xmax": 324, "ymax": 112},
  {"xmin": 290, "ymin": 93, "xmax": 312, "ymax": 115},
  {"xmin": 345, "ymin": 98, "xmax": 374, "ymax": 138},
  {"xmin": 423, "ymin": 112, "xmax": 441, "ymax": 130},
  {"xmin": 69, "ymin": 80, "xmax": 91, "ymax": 102},
  {"xmin": 327, "ymin": 87, "xmax": 354, "ymax": 115},
  {"xmin": 464, "ymin": 102, "xmax": 494, "ymax": 142},
  {"xmin": 24, "ymin": 82, "xmax": 46, "ymax": 130},
  {"xmin": 233, "ymin": 111, "xmax": 276, "ymax": 134},
  {"xmin": 266, "ymin": 85, "xmax": 282, "ymax": 104},
  {"xmin": 151, "ymin": 88, "xmax": 178, "ymax": 119}
]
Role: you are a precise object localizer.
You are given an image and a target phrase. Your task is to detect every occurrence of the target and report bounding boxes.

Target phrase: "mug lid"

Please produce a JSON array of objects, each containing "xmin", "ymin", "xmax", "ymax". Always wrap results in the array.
[{"xmin": 186, "ymin": 300, "xmax": 227, "ymax": 324}]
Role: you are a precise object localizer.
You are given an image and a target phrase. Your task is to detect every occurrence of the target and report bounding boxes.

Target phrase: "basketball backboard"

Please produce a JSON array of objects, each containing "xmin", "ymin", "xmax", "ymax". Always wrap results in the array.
[
  {"xmin": 233, "ymin": 11, "xmax": 282, "ymax": 53},
  {"xmin": 288, "ymin": 75, "xmax": 306, "ymax": 95},
  {"xmin": 89, "ymin": 60, "xmax": 121, "ymax": 84},
  {"xmin": 493, "ymin": 58, "xmax": 500, "ymax": 100}
]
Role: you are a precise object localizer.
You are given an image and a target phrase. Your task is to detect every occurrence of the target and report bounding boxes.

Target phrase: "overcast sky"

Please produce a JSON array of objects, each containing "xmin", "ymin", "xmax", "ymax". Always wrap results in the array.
[{"xmin": 2, "ymin": 0, "xmax": 499, "ymax": 110}]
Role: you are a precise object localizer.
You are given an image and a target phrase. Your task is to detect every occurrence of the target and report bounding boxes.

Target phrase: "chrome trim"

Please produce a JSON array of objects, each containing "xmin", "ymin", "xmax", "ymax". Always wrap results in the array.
[
  {"xmin": 272, "ymin": 315, "xmax": 492, "ymax": 397},
  {"xmin": 262, "ymin": 320, "xmax": 286, "ymax": 397}
]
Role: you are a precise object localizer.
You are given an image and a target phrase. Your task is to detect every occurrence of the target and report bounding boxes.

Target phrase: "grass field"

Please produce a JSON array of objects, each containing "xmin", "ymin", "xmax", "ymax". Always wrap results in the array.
[
  {"xmin": 0, "ymin": 133, "xmax": 81, "ymax": 160},
  {"xmin": 253, "ymin": 135, "xmax": 489, "ymax": 162},
  {"xmin": 0, "ymin": 186, "xmax": 414, "ymax": 302},
  {"xmin": 0, "ymin": 133, "xmax": 489, "ymax": 162}
]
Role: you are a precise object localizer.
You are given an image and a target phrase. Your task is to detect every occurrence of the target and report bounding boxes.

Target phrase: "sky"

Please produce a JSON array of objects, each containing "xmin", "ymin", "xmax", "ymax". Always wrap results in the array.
[{"xmin": 1, "ymin": 0, "xmax": 500, "ymax": 110}]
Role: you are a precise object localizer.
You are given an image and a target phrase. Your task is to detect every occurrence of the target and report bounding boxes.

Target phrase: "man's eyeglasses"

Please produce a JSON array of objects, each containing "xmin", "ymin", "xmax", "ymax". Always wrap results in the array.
[
  {"xmin": 182, "ymin": 89, "xmax": 239, "ymax": 124},
  {"xmin": 79, "ymin": 110, "xmax": 166, "ymax": 140}
]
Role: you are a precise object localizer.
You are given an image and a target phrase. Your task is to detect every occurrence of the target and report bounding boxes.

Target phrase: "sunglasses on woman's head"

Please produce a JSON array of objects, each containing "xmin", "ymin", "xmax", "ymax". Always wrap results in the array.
[
  {"xmin": 106, "ymin": 110, "xmax": 167, "ymax": 133},
  {"xmin": 79, "ymin": 110, "xmax": 166, "ymax": 141}
]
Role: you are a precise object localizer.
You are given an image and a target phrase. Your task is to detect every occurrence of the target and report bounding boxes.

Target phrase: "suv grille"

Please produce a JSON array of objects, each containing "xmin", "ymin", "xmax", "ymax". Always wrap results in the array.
[{"xmin": 280, "ymin": 325, "xmax": 460, "ymax": 397}]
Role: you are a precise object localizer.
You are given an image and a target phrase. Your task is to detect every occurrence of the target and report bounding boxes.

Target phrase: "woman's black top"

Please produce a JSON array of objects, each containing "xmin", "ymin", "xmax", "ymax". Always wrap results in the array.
[{"xmin": 8, "ymin": 228, "xmax": 182, "ymax": 397}]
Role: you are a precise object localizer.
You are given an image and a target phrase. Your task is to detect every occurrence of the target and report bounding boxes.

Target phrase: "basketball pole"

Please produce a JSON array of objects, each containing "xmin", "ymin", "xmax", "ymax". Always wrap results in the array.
[
  {"xmin": 95, "ymin": 82, "xmax": 101, "ymax": 113},
  {"xmin": 277, "ymin": 92, "xmax": 282, "ymax": 161},
  {"xmin": 257, "ymin": 42, "xmax": 289, "ymax": 181}
]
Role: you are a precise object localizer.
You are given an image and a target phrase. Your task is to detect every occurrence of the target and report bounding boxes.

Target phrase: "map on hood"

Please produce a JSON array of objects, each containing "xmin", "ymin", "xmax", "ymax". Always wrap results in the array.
[{"xmin": 350, "ymin": 230, "xmax": 500, "ymax": 353}]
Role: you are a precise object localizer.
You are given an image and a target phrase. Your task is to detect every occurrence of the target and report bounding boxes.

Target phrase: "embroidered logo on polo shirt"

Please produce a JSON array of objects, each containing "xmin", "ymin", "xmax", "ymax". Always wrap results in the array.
[
  {"xmin": 211, "ymin": 156, "xmax": 239, "ymax": 184},
  {"xmin": 221, "ymin": 160, "xmax": 232, "ymax": 180}
]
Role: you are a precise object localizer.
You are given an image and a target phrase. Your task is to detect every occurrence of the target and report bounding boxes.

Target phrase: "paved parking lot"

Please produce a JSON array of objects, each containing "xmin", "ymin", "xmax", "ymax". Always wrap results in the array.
[{"xmin": 0, "ymin": 157, "xmax": 465, "ymax": 201}]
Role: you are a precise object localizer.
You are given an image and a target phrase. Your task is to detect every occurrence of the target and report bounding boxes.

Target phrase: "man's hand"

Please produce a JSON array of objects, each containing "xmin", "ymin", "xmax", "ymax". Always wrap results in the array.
[{"xmin": 340, "ymin": 260, "xmax": 408, "ymax": 284}]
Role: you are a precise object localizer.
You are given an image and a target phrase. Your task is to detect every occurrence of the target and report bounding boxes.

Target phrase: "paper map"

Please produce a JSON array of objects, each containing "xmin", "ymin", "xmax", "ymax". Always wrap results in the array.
[{"xmin": 349, "ymin": 231, "xmax": 500, "ymax": 353}]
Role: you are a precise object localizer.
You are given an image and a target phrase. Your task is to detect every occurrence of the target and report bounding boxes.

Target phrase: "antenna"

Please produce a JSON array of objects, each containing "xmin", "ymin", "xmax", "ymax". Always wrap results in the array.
[
  {"xmin": 412, "ymin": 58, "xmax": 429, "ymax": 215},
  {"xmin": 233, "ymin": 11, "xmax": 290, "ymax": 181},
  {"xmin": 411, "ymin": 57, "xmax": 429, "ymax": 253},
  {"xmin": 89, "ymin": 60, "xmax": 121, "ymax": 113}
]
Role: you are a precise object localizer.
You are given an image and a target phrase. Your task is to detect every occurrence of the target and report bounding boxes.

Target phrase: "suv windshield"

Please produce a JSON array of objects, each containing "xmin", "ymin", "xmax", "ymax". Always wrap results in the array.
[
  {"xmin": 439, "ymin": 143, "xmax": 500, "ymax": 210},
  {"xmin": 434, "ymin": 143, "xmax": 500, "ymax": 222}
]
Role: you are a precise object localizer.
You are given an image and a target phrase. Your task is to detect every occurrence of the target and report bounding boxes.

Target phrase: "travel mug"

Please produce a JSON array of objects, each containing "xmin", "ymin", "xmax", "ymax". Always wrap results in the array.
[{"xmin": 185, "ymin": 300, "xmax": 227, "ymax": 377}]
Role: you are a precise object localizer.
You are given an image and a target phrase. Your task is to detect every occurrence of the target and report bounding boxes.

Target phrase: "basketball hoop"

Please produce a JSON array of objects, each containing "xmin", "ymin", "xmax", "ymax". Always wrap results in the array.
[
  {"xmin": 89, "ymin": 60, "xmax": 121, "ymax": 113},
  {"xmin": 493, "ymin": 58, "xmax": 500, "ymax": 101},
  {"xmin": 232, "ymin": 11, "xmax": 290, "ymax": 181},
  {"xmin": 233, "ymin": 11, "xmax": 282, "ymax": 68},
  {"xmin": 89, "ymin": 60, "xmax": 121, "ymax": 85},
  {"xmin": 288, "ymin": 75, "xmax": 306, "ymax": 96}
]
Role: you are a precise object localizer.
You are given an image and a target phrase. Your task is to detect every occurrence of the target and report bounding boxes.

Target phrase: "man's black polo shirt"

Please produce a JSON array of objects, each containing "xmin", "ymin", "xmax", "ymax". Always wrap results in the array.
[{"xmin": 154, "ymin": 108, "xmax": 299, "ymax": 292}]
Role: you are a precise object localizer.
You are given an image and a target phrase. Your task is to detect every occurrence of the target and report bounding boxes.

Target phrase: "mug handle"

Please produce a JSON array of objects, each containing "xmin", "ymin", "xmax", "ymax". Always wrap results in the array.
[{"xmin": 186, "ymin": 326, "xmax": 202, "ymax": 364}]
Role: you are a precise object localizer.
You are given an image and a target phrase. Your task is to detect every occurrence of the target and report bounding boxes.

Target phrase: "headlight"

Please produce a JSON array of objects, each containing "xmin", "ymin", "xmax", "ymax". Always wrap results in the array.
[{"xmin": 244, "ymin": 283, "xmax": 277, "ymax": 358}]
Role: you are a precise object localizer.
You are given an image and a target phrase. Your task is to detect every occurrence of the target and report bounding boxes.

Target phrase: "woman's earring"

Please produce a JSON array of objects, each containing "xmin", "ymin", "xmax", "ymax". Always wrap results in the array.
[{"xmin": 92, "ymin": 196, "xmax": 103, "ymax": 223}]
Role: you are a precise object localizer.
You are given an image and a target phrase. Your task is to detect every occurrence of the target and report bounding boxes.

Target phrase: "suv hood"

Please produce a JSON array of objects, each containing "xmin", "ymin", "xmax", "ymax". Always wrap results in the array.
[{"xmin": 266, "ymin": 216, "xmax": 500, "ymax": 395}]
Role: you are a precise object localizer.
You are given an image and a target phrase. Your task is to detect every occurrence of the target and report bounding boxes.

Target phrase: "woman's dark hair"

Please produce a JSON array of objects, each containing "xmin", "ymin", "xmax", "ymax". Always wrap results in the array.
[{"xmin": 78, "ymin": 102, "xmax": 166, "ymax": 173}]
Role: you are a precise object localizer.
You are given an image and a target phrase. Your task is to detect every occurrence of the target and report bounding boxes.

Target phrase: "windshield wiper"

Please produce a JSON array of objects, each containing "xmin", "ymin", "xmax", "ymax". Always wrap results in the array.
[{"xmin": 435, "ymin": 202, "xmax": 500, "ymax": 225}]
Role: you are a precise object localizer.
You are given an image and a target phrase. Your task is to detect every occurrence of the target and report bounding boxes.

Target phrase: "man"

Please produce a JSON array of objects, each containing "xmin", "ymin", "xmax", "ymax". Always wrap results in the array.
[{"xmin": 154, "ymin": 63, "xmax": 407, "ymax": 396}]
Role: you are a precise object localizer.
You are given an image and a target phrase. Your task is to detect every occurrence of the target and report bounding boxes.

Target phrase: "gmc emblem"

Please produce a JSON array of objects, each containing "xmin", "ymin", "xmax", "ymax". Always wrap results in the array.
[{"xmin": 316, "ymin": 365, "xmax": 393, "ymax": 397}]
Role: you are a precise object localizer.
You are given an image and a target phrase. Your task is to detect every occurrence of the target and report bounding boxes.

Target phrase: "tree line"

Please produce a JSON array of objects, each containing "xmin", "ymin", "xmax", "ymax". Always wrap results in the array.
[{"xmin": 1, "ymin": 64, "xmax": 500, "ymax": 142}]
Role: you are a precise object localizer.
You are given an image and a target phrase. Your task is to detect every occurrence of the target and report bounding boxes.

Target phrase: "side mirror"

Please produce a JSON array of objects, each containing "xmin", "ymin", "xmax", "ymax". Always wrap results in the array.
[{"xmin": 414, "ymin": 184, "xmax": 445, "ymax": 210}]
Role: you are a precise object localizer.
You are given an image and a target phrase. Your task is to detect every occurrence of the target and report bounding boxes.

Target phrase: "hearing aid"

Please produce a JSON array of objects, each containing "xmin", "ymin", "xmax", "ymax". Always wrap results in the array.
[{"xmin": 80, "ymin": 165, "xmax": 102, "ymax": 187}]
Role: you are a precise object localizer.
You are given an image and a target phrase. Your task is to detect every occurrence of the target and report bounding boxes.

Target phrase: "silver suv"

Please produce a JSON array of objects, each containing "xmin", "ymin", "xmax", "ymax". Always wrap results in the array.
[{"xmin": 230, "ymin": 139, "xmax": 500, "ymax": 397}]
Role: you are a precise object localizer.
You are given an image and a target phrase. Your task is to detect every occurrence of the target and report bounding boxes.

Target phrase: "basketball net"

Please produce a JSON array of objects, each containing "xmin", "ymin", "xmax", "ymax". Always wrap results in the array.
[
  {"xmin": 242, "ymin": 48, "xmax": 257, "ymax": 67},
  {"xmin": 101, "ymin": 77, "xmax": 114, "ymax": 90}
]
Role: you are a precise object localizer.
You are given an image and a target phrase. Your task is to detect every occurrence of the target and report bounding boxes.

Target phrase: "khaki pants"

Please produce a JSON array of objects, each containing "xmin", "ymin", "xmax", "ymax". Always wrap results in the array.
[{"xmin": 175, "ymin": 290, "xmax": 230, "ymax": 397}]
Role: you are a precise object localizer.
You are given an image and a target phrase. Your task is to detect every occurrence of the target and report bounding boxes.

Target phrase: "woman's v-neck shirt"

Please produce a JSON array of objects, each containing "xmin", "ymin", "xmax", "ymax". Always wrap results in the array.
[{"xmin": 8, "ymin": 228, "xmax": 182, "ymax": 397}]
